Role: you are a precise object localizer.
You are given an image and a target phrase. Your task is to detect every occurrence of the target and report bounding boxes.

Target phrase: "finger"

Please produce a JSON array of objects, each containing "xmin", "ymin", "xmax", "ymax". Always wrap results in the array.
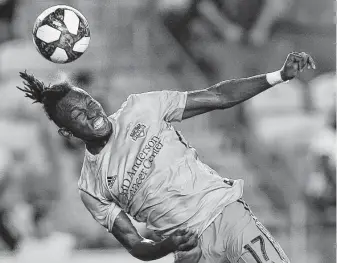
[
  {"xmin": 184, "ymin": 232, "xmax": 198, "ymax": 242},
  {"xmin": 308, "ymin": 55, "xmax": 316, "ymax": 69},
  {"xmin": 301, "ymin": 52, "xmax": 311, "ymax": 67},
  {"xmin": 178, "ymin": 241, "xmax": 197, "ymax": 251},
  {"xmin": 306, "ymin": 60, "xmax": 311, "ymax": 69},
  {"xmin": 289, "ymin": 52, "xmax": 302, "ymax": 60},
  {"xmin": 300, "ymin": 52, "xmax": 316, "ymax": 69},
  {"xmin": 298, "ymin": 52, "xmax": 309, "ymax": 70},
  {"xmin": 291, "ymin": 60, "xmax": 299, "ymax": 72},
  {"xmin": 187, "ymin": 234, "xmax": 198, "ymax": 247},
  {"xmin": 174, "ymin": 229, "xmax": 186, "ymax": 236},
  {"xmin": 299, "ymin": 53, "xmax": 314, "ymax": 70},
  {"xmin": 288, "ymin": 54, "xmax": 302, "ymax": 66},
  {"xmin": 289, "ymin": 52, "xmax": 314, "ymax": 71},
  {"xmin": 292, "ymin": 56, "xmax": 306, "ymax": 71},
  {"xmin": 182, "ymin": 230, "xmax": 195, "ymax": 241},
  {"xmin": 178, "ymin": 235, "xmax": 198, "ymax": 251},
  {"xmin": 176, "ymin": 228, "xmax": 192, "ymax": 239},
  {"xmin": 181, "ymin": 234, "xmax": 192, "ymax": 243},
  {"xmin": 290, "ymin": 51, "xmax": 300, "ymax": 55}
]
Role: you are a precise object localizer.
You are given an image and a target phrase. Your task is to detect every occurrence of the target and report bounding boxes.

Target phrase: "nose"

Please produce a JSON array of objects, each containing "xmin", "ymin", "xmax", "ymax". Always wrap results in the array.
[{"xmin": 87, "ymin": 109, "xmax": 98, "ymax": 120}]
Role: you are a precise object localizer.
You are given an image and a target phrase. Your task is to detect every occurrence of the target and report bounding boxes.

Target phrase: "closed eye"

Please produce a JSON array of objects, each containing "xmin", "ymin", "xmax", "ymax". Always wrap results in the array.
[
  {"xmin": 76, "ymin": 111, "xmax": 84, "ymax": 119},
  {"xmin": 88, "ymin": 100, "xmax": 96, "ymax": 108},
  {"xmin": 75, "ymin": 112, "xmax": 82, "ymax": 119},
  {"xmin": 72, "ymin": 111, "xmax": 83, "ymax": 120}
]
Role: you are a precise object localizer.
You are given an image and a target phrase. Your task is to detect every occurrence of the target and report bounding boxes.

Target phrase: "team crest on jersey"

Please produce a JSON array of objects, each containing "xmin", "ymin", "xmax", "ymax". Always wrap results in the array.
[
  {"xmin": 107, "ymin": 175, "xmax": 117, "ymax": 189},
  {"xmin": 130, "ymin": 123, "xmax": 147, "ymax": 141}
]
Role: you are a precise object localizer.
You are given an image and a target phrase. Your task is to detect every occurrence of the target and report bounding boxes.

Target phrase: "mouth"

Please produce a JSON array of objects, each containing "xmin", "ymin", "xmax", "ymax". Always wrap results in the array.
[{"xmin": 93, "ymin": 116, "xmax": 105, "ymax": 130}]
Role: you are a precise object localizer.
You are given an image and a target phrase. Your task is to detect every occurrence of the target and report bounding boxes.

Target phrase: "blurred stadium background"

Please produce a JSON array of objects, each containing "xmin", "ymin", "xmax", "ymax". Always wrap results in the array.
[{"xmin": 0, "ymin": 0, "xmax": 335, "ymax": 262}]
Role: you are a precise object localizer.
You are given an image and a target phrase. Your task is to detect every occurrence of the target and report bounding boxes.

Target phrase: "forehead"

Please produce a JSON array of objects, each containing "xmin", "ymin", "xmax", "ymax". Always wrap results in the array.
[
  {"xmin": 59, "ymin": 87, "xmax": 91, "ymax": 110},
  {"xmin": 71, "ymin": 87, "xmax": 89, "ymax": 98}
]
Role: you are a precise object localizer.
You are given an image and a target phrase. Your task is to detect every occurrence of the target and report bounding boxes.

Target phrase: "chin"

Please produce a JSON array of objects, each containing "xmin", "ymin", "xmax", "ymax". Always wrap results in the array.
[{"xmin": 94, "ymin": 122, "xmax": 112, "ymax": 139}]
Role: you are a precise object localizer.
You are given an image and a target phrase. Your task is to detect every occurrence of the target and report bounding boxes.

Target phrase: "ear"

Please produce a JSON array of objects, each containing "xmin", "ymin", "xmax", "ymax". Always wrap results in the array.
[{"xmin": 58, "ymin": 128, "xmax": 73, "ymax": 139}]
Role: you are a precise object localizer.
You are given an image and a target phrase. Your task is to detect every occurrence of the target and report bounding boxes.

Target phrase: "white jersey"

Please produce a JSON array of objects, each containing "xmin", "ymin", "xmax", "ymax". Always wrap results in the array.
[{"xmin": 78, "ymin": 90, "xmax": 244, "ymax": 236}]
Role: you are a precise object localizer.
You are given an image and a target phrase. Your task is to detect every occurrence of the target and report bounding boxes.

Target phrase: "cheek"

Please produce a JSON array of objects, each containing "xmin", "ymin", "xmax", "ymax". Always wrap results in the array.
[
  {"xmin": 68, "ymin": 120, "xmax": 91, "ymax": 135},
  {"xmin": 97, "ymin": 104, "xmax": 106, "ymax": 113}
]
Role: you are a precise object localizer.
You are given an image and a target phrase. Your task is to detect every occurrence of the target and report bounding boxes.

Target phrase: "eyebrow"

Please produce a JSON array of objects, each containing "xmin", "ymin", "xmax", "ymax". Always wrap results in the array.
[
  {"xmin": 70, "ymin": 106, "xmax": 81, "ymax": 113},
  {"xmin": 68, "ymin": 97, "xmax": 92, "ymax": 113}
]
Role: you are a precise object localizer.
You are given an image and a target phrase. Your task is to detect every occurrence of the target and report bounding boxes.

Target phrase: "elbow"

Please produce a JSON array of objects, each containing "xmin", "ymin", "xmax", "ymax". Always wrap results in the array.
[
  {"xmin": 129, "ymin": 242, "xmax": 157, "ymax": 261},
  {"xmin": 130, "ymin": 250, "xmax": 155, "ymax": 261},
  {"xmin": 129, "ymin": 238, "xmax": 171, "ymax": 261}
]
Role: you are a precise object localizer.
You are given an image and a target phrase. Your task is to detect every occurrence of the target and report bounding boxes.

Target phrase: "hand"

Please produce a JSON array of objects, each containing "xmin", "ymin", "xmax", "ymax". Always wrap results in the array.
[
  {"xmin": 167, "ymin": 228, "xmax": 198, "ymax": 252},
  {"xmin": 280, "ymin": 52, "xmax": 316, "ymax": 81}
]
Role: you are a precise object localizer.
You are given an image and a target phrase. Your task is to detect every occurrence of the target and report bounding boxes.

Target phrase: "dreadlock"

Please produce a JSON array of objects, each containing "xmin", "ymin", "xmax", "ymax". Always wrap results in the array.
[{"xmin": 17, "ymin": 70, "xmax": 72, "ymax": 126}]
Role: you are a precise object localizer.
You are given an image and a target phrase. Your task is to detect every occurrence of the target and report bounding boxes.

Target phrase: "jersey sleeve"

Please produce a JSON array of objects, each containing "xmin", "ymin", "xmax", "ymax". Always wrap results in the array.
[
  {"xmin": 131, "ymin": 90, "xmax": 188, "ymax": 122},
  {"xmin": 79, "ymin": 190, "xmax": 122, "ymax": 232}
]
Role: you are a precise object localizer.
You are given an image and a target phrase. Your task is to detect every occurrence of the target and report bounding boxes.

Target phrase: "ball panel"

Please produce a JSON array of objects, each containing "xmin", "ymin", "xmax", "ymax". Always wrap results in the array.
[
  {"xmin": 36, "ymin": 5, "xmax": 61, "ymax": 22},
  {"xmin": 50, "ymin": 47, "xmax": 68, "ymax": 63},
  {"xmin": 36, "ymin": 25, "xmax": 61, "ymax": 43},
  {"xmin": 63, "ymin": 10, "xmax": 79, "ymax": 35},
  {"xmin": 33, "ymin": 5, "xmax": 90, "ymax": 64},
  {"xmin": 42, "ymin": 9, "xmax": 68, "ymax": 33},
  {"xmin": 33, "ymin": 38, "xmax": 58, "ymax": 59},
  {"xmin": 60, "ymin": 5, "xmax": 90, "ymax": 28},
  {"xmin": 77, "ymin": 19, "xmax": 90, "ymax": 38},
  {"xmin": 73, "ymin": 37, "xmax": 90, "ymax": 52},
  {"xmin": 64, "ymin": 48, "xmax": 84, "ymax": 63}
]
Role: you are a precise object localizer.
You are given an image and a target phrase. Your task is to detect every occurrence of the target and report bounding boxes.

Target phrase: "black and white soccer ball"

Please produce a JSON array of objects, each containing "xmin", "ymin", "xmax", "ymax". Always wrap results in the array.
[{"xmin": 32, "ymin": 5, "xmax": 90, "ymax": 64}]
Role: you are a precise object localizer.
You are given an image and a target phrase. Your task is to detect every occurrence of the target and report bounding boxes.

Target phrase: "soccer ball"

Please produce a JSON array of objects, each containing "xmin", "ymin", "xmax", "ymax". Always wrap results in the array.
[{"xmin": 32, "ymin": 5, "xmax": 90, "ymax": 64}]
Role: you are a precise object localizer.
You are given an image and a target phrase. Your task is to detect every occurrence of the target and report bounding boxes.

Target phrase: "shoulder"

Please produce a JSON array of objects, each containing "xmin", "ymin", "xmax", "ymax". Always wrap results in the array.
[
  {"xmin": 131, "ymin": 90, "xmax": 186, "ymax": 100},
  {"xmin": 131, "ymin": 91, "xmax": 187, "ymax": 111},
  {"xmin": 109, "ymin": 94, "xmax": 138, "ymax": 119},
  {"xmin": 114, "ymin": 91, "xmax": 186, "ymax": 109}
]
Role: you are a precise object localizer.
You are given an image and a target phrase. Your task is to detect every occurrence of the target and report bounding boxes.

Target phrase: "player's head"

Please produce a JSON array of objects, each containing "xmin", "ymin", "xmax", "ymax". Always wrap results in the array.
[{"xmin": 17, "ymin": 71, "xmax": 112, "ymax": 142}]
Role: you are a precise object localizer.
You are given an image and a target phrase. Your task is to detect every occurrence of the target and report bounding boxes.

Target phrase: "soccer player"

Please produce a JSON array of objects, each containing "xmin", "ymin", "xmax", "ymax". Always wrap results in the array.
[{"xmin": 17, "ymin": 52, "xmax": 315, "ymax": 263}]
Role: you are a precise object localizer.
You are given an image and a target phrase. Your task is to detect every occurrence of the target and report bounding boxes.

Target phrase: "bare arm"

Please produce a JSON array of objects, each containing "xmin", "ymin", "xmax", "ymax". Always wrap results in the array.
[
  {"xmin": 111, "ymin": 210, "xmax": 173, "ymax": 261},
  {"xmin": 183, "ymin": 74, "xmax": 270, "ymax": 120},
  {"xmin": 79, "ymin": 191, "xmax": 198, "ymax": 261},
  {"xmin": 182, "ymin": 52, "xmax": 316, "ymax": 120}
]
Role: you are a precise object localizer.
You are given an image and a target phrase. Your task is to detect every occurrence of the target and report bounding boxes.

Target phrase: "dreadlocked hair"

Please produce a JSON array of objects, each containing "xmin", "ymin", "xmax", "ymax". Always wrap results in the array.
[{"xmin": 17, "ymin": 70, "xmax": 72, "ymax": 126}]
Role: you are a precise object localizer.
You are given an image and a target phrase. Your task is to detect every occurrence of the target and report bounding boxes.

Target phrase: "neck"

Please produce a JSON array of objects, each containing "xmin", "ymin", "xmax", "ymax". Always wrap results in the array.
[{"xmin": 85, "ymin": 126, "xmax": 113, "ymax": 155}]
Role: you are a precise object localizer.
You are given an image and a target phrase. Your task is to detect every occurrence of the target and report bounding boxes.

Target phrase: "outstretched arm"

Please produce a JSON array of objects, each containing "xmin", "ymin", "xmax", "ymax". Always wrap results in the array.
[{"xmin": 182, "ymin": 52, "xmax": 316, "ymax": 120}]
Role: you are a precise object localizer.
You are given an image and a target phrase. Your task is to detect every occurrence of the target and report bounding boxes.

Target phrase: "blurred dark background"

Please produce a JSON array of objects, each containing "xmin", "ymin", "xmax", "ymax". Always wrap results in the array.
[{"xmin": 0, "ymin": 0, "xmax": 335, "ymax": 262}]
